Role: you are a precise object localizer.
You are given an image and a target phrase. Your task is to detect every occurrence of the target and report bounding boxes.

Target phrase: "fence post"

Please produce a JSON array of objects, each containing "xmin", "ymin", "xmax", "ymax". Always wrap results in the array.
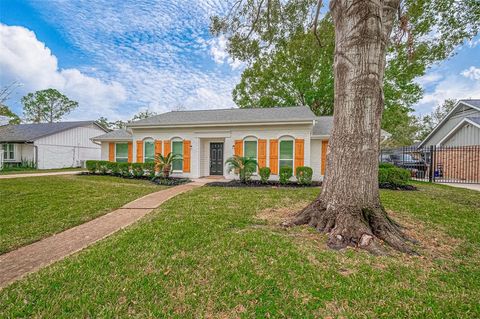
[{"xmin": 428, "ymin": 145, "xmax": 434, "ymax": 183}]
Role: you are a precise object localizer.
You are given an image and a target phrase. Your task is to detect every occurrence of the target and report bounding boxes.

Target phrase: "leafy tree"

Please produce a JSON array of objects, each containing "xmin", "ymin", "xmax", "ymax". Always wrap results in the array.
[
  {"xmin": 212, "ymin": 0, "xmax": 479, "ymax": 254},
  {"xmin": 0, "ymin": 105, "xmax": 21, "ymax": 125},
  {"xmin": 0, "ymin": 82, "xmax": 22, "ymax": 124},
  {"xmin": 21, "ymin": 88, "xmax": 78, "ymax": 123},
  {"xmin": 155, "ymin": 152, "xmax": 180, "ymax": 178},
  {"xmin": 131, "ymin": 109, "xmax": 158, "ymax": 121},
  {"xmin": 418, "ymin": 99, "xmax": 457, "ymax": 141}
]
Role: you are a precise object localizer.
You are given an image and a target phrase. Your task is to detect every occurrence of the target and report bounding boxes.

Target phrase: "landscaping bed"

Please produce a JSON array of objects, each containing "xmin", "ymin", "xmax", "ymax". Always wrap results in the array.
[{"xmin": 207, "ymin": 179, "xmax": 321, "ymax": 187}]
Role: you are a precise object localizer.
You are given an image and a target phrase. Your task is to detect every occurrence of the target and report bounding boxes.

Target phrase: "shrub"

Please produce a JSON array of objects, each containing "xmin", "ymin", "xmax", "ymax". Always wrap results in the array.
[
  {"xmin": 117, "ymin": 162, "xmax": 130, "ymax": 177},
  {"xmin": 106, "ymin": 161, "xmax": 119, "ymax": 175},
  {"xmin": 379, "ymin": 162, "xmax": 395, "ymax": 169},
  {"xmin": 225, "ymin": 156, "xmax": 257, "ymax": 183},
  {"xmin": 279, "ymin": 166, "xmax": 293, "ymax": 185},
  {"xmin": 131, "ymin": 163, "xmax": 145, "ymax": 178},
  {"xmin": 259, "ymin": 167, "xmax": 271, "ymax": 184},
  {"xmin": 296, "ymin": 166, "xmax": 313, "ymax": 185},
  {"xmin": 96, "ymin": 161, "xmax": 110, "ymax": 175},
  {"xmin": 378, "ymin": 165, "xmax": 411, "ymax": 186},
  {"xmin": 86, "ymin": 160, "xmax": 97, "ymax": 173}
]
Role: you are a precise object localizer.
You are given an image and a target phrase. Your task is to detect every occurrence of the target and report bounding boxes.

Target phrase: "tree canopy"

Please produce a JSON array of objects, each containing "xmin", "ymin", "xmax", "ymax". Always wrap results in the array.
[
  {"xmin": 212, "ymin": 0, "xmax": 479, "ymax": 146},
  {"xmin": 21, "ymin": 88, "xmax": 78, "ymax": 123}
]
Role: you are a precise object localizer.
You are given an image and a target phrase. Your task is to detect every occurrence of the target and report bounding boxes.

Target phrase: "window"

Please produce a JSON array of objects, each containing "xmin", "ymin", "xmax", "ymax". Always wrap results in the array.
[
  {"xmin": 144, "ymin": 139, "xmax": 155, "ymax": 162},
  {"xmin": 2, "ymin": 144, "xmax": 14, "ymax": 160},
  {"xmin": 115, "ymin": 143, "xmax": 128, "ymax": 163},
  {"xmin": 279, "ymin": 140, "xmax": 294, "ymax": 169},
  {"xmin": 172, "ymin": 141, "xmax": 183, "ymax": 171},
  {"xmin": 244, "ymin": 140, "xmax": 257, "ymax": 161}
]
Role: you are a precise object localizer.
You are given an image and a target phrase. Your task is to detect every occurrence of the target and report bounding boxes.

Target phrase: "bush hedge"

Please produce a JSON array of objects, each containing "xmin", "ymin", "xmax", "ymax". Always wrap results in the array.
[
  {"xmin": 279, "ymin": 167, "xmax": 293, "ymax": 185},
  {"xmin": 85, "ymin": 160, "xmax": 158, "ymax": 179},
  {"xmin": 296, "ymin": 166, "xmax": 313, "ymax": 185},
  {"xmin": 259, "ymin": 167, "xmax": 271, "ymax": 184},
  {"xmin": 378, "ymin": 164, "xmax": 411, "ymax": 186}
]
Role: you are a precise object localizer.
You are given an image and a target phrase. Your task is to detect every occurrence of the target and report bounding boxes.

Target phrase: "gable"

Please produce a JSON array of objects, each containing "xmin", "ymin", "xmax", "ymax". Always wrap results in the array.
[{"xmin": 419, "ymin": 101, "xmax": 480, "ymax": 147}]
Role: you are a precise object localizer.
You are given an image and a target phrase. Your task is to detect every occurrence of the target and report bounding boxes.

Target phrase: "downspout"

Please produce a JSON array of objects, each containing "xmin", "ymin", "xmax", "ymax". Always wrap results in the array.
[{"xmin": 33, "ymin": 143, "xmax": 38, "ymax": 169}]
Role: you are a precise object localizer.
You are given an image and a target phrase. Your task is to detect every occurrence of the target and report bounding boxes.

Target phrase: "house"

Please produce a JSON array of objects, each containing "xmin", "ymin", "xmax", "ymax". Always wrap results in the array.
[
  {"xmin": 0, "ymin": 121, "xmax": 108, "ymax": 169},
  {"xmin": 419, "ymin": 99, "xmax": 480, "ymax": 147},
  {"xmin": 92, "ymin": 106, "xmax": 390, "ymax": 181}
]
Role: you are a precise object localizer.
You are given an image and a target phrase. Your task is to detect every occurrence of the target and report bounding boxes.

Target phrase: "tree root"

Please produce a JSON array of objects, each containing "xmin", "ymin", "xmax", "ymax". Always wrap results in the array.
[{"xmin": 281, "ymin": 200, "xmax": 418, "ymax": 255}]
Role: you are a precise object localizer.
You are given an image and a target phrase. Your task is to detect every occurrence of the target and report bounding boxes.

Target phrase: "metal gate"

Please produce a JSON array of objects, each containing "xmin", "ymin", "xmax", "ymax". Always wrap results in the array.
[{"xmin": 380, "ymin": 145, "xmax": 480, "ymax": 184}]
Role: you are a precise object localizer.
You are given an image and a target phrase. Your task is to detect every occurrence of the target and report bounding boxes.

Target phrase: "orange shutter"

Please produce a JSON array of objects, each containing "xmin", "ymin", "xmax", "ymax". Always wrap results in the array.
[
  {"xmin": 136, "ymin": 140, "xmax": 143, "ymax": 163},
  {"xmin": 258, "ymin": 139, "xmax": 267, "ymax": 168},
  {"xmin": 108, "ymin": 142, "xmax": 115, "ymax": 162},
  {"xmin": 321, "ymin": 140, "xmax": 329, "ymax": 175},
  {"xmin": 183, "ymin": 140, "xmax": 191, "ymax": 172},
  {"xmin": 269, "ymin": 139, "xmax": 278, "ymax": 174},
  {"xmin": 234, "ymin": 140, "xmax": 243, "ymax": 156},
  {"xmin": 163, "ymin": 140, "xmax": 171, "ymax": 155},
  {"xmin": 294, "ymin": 139, "xmax": 305, "ymax": 171},
  {"xmin": 127, "ymin": 142, "xmax": 133, "ymax": 163},
  {"xmin": 154, "ymin": 140, "xmax": 162, "ymax": 157}
]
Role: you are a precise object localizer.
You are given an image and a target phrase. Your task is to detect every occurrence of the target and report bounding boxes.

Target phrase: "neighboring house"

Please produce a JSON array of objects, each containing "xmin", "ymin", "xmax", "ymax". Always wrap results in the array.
[
  {"xmin": 419, "ymin": 99, "xmax": 480, "ymax": 147},
  {"xmin": 0, "ymin": 121, "xmax": 108, "ymax": 169},
  {"xmin": 93, "ymin": 107, "xmax": 389, "ymax": 181}
]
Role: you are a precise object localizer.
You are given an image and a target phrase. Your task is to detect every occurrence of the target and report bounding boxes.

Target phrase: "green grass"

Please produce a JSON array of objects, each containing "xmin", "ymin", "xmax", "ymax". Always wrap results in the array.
[
  {"xmin": 1, "ymin": 183, "xmax": 479, "ymax": 318},
  {"xmin": 0, "ymin": 167, "xmax": 85, "ymax": 175},
  {"xmin": 0, "ymin": 175, "xmax": 162, "ymax": 253}
]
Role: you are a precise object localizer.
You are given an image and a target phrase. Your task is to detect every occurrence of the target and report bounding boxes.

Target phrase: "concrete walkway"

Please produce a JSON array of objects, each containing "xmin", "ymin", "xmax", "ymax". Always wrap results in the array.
[
  {"xmin": 0, "ymin": 180, "xmax": 208, "ymax": 289},
  {"xmin": 0, "ymin": 170, "xmax": 84, "ymax": 179},
  {"xmin": 443, "ymin": 183, "xmax": 480, "ymax": 192}
]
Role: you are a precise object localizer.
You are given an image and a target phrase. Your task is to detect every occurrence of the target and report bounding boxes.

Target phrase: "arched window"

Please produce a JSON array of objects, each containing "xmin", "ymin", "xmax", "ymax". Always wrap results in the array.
[
  {"xmin": 171, "ymin": 138, "xmax": 183, "ymax": 171},
  {"xmin": 243, "ymin": 136, "xmax": 258, "ymax": 162},
  {"xmin": 143, "ymin": 138, "xmax": 155, "ymax": 163},
  {"xmin": 279, "ymin": 136, "xmax": 294, "ymax": 169}
]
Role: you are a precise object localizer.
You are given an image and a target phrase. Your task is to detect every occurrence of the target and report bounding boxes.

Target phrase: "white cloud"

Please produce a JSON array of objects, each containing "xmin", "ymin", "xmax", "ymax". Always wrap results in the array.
[
  {"xmin": 461, "ymin": 66, "xmax": 480, "ymax": 80},
  {"xmin": 0, "ymin": 23, "xmax": 127, "ymax": 120},
  {"xmin": 415, "ymin": 74, "xmax": 480, "ymax": 115},
  {"xmin": 415, "ymin": 73, "xmax": 443, "ymax": 86},
  {"xmin": 208, "ymin": 35, "xmax": 244, "ymax": 69}
]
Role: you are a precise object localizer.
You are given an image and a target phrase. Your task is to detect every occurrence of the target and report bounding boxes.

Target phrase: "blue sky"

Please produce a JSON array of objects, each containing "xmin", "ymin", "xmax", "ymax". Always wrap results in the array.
[{"xmin": 1, "ymin": 0, "xmax": 479, "ymax": 121}]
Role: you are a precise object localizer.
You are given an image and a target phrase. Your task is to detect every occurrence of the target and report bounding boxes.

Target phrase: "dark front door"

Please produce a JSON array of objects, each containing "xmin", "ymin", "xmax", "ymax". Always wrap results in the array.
[{"xmin": 210, "ymin": 143, "xmax": 224, "ymax": 175}]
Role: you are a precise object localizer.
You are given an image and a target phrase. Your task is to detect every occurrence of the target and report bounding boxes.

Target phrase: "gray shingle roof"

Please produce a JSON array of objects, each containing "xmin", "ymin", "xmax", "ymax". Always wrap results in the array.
[
  {"xmin": 128, "ymin": 106, "xmax": 316, "ymax": 127},
  {"xmin": 467, "ymin": 117, "xmax": 480, "ymax": 125},
  {"xmin": 92, "ymin": 129, "xmax": 132, "ymax": 141},
  {"xmin": 461, "ymin": 99, "xmax": 480, "ymax": 109},
  {"xmin": 0, "ymin": 121, "xmax": 103, "ymax": 143},
  {"xmin": 312, "ymin": 116, "xmax": 333, "ymax": 135}
]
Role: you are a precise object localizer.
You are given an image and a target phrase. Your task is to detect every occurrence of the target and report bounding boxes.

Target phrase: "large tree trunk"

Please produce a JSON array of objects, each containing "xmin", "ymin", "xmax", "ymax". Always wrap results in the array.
[{"xmin": 285, "ymin": 0, "xmax": 416, "ymax": 254}]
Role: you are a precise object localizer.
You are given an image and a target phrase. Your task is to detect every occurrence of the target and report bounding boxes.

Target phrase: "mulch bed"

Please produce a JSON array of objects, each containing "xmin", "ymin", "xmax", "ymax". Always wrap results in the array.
[
  {"xmin": 207, "ymin": 180, "xmax": 322, "ymax": 188},
  {"xmin": 379, "ymin": 183, "xmax": 417, "ymax": 191}
]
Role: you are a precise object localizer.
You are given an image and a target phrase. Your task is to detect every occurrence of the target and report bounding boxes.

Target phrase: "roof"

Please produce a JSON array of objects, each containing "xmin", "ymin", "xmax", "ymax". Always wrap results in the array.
[
  {"xmin": 0, "ymin": 121, "xmax": 105, "ymax": 143},
  {"xmin": 312, "ymin": 116, "xmax": 390, "ymax": 137},
  {"xmin": 419, "ymin": 99, "xmax": 480, "ymax": 147},
  {"xmin": 462, "ymin": 99, "xmax": 480, "ymax": 109},
  {"xmin": 127, "ymin": 106, "xmax": 316, "ymax": 127},
  {"xmin": 92, "ymin": 129, "xmax": 132, "ymax": 141},
  {"xmin": 467, "ymin": 116, "xmax": 480, "ymax": 125}
]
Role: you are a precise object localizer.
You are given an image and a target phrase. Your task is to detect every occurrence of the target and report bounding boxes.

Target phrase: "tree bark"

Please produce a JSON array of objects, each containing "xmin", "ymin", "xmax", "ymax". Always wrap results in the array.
[{"xmin": 285, "ymin": 0, "xmax": 416, "ymax": 254}]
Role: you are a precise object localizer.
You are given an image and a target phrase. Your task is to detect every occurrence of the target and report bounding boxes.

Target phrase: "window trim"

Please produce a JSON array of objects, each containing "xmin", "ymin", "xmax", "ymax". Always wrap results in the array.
[
  {"xmin": 2, "ymin": 143, "xmax": 15, "ymax": 161},
  {"xmin": 115, "ymin": 142, "xmax": 129, "ymax": 163},
  {"xmin": 143, "ymin": 138, "xmax": 155, "ymax": 163},
  {"xmin": 278, "ymin": 137, "xmax": 295, "ymax": 170},
  {"xmin": 171, "ymin": 138, "xmax": 184, "ymax": 173}
]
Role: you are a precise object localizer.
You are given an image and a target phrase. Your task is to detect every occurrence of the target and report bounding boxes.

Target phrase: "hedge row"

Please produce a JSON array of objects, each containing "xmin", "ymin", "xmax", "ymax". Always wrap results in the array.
[
  {"xmin": 85, "ymin": 160, "xmax": 157, "ymax": 178},
  {"xmin": 378, "ymin": 163, "xmax": 411, "ymax": 186}
]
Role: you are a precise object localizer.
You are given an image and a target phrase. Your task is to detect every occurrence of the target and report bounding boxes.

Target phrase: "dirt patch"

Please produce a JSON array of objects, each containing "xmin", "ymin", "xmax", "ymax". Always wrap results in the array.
[{"xmin": 256, "ymin": 201, "xmax": 310, "ymax": 224}]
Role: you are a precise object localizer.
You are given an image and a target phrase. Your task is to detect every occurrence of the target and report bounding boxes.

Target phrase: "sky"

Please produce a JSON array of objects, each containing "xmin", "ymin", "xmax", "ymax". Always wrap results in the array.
[{"xmin": 0, "ymin": 0, "xmax": 479, "ymax": 122}]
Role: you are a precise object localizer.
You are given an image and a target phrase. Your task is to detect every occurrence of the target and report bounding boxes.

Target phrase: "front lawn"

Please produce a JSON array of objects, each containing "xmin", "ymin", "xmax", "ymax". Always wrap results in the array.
[
  {"xmin": 0, "ymin": 175, "xmax": 162, "ymax": 254},
  {"xmin": 0, "ymin": 167, "xmax": 84, "ymax": 175},
  {"xmin": 1, "ymin": 183, "xmax": 479, "ymax": 318}
]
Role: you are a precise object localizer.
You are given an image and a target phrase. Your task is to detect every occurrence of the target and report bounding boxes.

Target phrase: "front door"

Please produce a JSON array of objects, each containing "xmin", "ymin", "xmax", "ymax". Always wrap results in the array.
[{"xmin": 209, "ymin": 143, "xmax": 224, "ymax": 175}]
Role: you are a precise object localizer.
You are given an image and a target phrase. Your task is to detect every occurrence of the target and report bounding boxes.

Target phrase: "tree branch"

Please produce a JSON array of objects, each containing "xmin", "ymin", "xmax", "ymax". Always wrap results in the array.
[{"xmin": 311, "ymin": 0, "xmax": 323, "ymax": 47}]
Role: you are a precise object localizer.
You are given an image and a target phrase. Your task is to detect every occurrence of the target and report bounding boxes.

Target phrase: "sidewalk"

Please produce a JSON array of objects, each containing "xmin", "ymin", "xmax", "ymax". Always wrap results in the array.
[
  {"xmin": 0, "ymin": 180, "xmax": 208, "ymax": 289},
  {"xmin": 0, "ymin": 170, "xmax": 84, "ymax": 179},
  {"xmin": 443, "ymin": 183, "xmax": 480, "ymax": 192}
]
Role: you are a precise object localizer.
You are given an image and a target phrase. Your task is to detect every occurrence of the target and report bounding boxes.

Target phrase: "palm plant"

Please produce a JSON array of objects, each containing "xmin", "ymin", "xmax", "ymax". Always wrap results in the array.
[
  {"xmin": 225, "ymin": 155, "xmax": 258, "ymax": 183},
  {"xmin": 154, "ymin": 152, "xmax": 180, "ymax": 178}
]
